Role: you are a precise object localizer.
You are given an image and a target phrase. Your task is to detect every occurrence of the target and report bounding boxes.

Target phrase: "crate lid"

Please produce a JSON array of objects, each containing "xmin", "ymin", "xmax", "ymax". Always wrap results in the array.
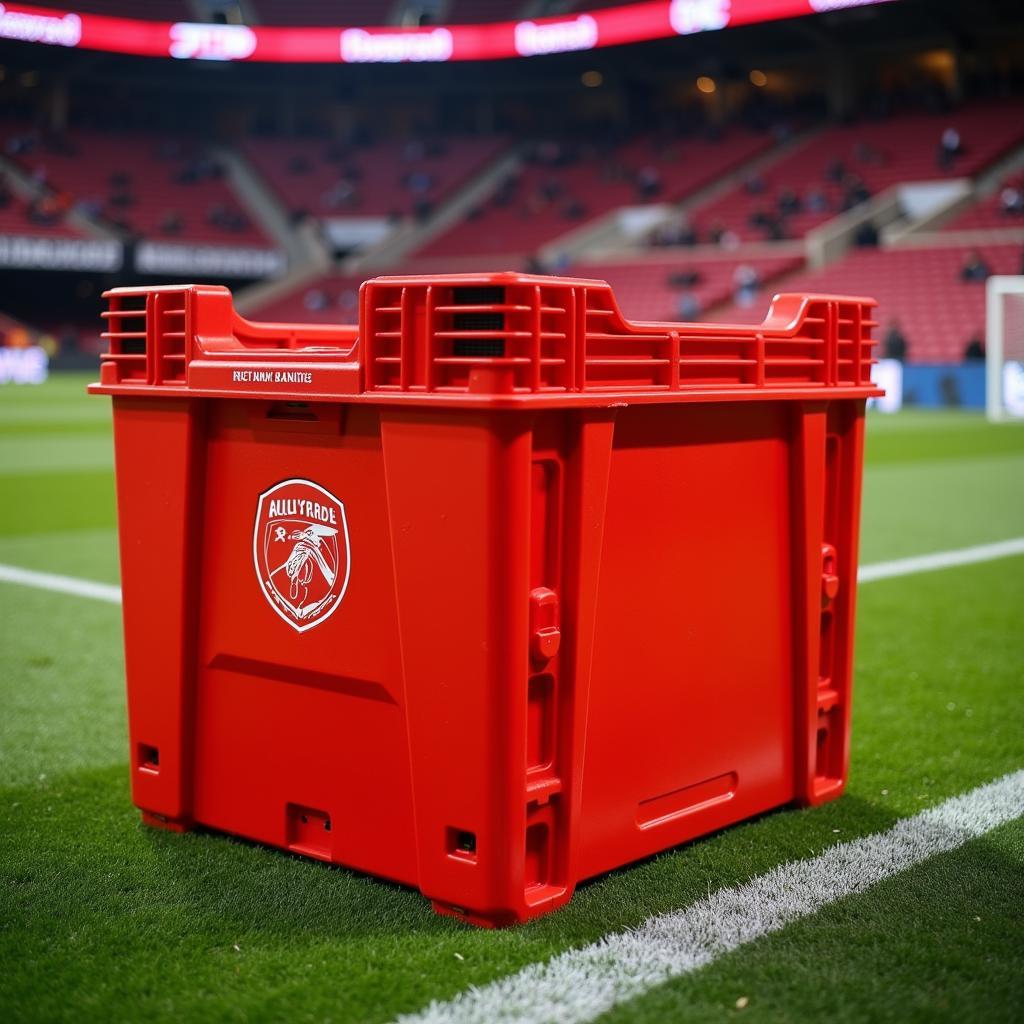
[{"xmin": 89, "ymin": 272, "xmax": 882, "ymax": 407}]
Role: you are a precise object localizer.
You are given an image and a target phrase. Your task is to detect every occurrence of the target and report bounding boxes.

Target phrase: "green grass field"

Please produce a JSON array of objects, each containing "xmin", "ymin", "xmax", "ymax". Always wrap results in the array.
[{"xmin": 1, "ymin": 375, "xmax": 1022, "ymax": 1023}]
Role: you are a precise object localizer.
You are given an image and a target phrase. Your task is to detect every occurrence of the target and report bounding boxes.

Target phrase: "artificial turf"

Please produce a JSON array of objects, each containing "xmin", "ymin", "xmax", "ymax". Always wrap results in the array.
[{"xmin": 1, "ymin": 376, "xmax": 1022, "ymax": 1023}]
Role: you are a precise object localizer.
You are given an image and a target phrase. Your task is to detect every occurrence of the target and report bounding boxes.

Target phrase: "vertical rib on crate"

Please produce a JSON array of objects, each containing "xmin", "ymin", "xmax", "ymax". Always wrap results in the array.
[
  {"xmin": 154, "ymin": 291, "xmax": 188, "ymax": 385},
  {"xmin": 764, "ymin": 300, "xmax": 828, "ymax": 386},
  {"xmin": 100, "ymin": 290, "xmax": 150, "ymax": 385}
]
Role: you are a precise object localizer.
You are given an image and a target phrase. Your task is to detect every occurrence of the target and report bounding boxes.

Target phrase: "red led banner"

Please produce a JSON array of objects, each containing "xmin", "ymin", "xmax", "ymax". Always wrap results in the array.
[{"xmin": 0, "ymin": 1, "xmax": 894, "ymax": 63}]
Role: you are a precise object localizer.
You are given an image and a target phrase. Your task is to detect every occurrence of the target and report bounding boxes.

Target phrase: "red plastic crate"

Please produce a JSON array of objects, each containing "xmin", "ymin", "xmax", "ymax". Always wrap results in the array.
[{"xmin": 90, "ymin": 272, "xmax": 880, "ymax": 927}]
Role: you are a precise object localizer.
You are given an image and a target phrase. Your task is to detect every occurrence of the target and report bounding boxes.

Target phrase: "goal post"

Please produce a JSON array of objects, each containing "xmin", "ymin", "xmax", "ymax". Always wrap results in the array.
[
  {"xmin": 983, "ymin": 274, "xmax": 1024, "ymax": 421},
  {"xmin": 986, "ymin": 274, "xmax": 1024, "ymax": 421}
]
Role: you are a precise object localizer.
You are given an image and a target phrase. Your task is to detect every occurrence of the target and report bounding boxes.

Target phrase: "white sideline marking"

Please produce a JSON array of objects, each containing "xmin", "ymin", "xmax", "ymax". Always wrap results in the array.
[
  {"xmin": 857, "ymin": 537, "xmax": 1024, "ymax": 583},
  {"xmin": 397, "ymin": 770, "xmax": 1024, "ymax": 1024},
  {"xmin": 2, "ymin": 537, "xmax": 1022, "ymax": 607},
  {"xmin": 0, "ymin": 563, "xmax": 121, "ymax": 604}
]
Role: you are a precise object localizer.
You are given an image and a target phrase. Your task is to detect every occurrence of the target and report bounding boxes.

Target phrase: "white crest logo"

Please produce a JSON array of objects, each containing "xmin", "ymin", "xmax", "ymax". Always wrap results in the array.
[{"xmin": 253, "ymin": 479, "xmax": 351, "ymax": 633}]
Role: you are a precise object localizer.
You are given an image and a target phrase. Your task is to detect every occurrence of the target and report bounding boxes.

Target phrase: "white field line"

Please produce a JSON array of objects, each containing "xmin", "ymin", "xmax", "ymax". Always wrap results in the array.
[
  {"xmin": 0, "ymin": 562, "xmax": 121, "ymax": 603},
  {"xmin": 1, "ymin": 536, "xmax": 1022, "ymax": 606},
  {"xmin": 857, "ymin": 537, "xmax": 1024, "ymax": 583},
  {"xmin": 397, "ymin": 770, "xmax": 1024, "ymax": 1024}
]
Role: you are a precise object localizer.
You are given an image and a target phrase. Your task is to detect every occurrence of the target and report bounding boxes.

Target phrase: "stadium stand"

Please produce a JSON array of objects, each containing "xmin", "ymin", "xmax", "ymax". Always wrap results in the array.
[
  {"xmin": 565, "ymin": 254, "xmax": 805, "ymax": 322},
  {"xmin": 0, "ymin": 187, "xmax": 83, "ymax": 238},
  {"xmin": 943, "ymin": 172, "xmax": 1024, "ymax": 230},
  {"xmin": 709, "ymin": 244, "xmax": 1024, "ymax": 362},
  {"xmin": 246, "ymin": 253, "xmax": 804, "ymax": 325},
  {"xmin": 1, "ymin": 123, "xmax": 270, "ymax": 245},
  {"xmin": 239, "ymin": 135, "xmax": 507, "ymax": 221},
  {"xmin": 247, "ymin": 273, "xmax": 364, "ymax": 323},
  {"xmin": 688, "ymin": 103, "xmax": 1024, "ymax": 243},
  {"xmin": 416, "ymin": 130, "xmax": 775, "ymax": 259}
]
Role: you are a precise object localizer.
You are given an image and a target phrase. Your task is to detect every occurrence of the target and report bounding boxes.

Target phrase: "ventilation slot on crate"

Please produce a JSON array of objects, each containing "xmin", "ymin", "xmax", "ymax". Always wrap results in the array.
[
  {"xmin": 153, "ymin": 293, "xmax": 188, "ymax": 385},
  {"xmin": 137, "ymin": 743, "xmax": 160, "ymax": 775},
  {"xmin": 366, "ymin": 284, "xmax": 405, "ymax": 390},
  {"xmin": 100, "ymin": 292, "xmax": 149, "ymax": 384},
  {"xmin": 432, "ymin": 284, "xmax": 527, "ymax": 392},
  {"xmin": 451, "ymin": 287, "xmax": 506, "ymax": 358},
  {"xmin": 286, "ymin": 803, "xmax": 332, "ymax": 860},
  {"xmin": 447, "ymin": 826, "xmax": 478, "ymax": 863}
]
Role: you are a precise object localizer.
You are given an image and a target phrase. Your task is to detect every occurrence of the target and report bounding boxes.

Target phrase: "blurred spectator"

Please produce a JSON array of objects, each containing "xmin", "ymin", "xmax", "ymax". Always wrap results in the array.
[
  {"xmin": 751, "ymin": 205, "xmax": 784, "ymax": 239},
  {"xmin": 322, "ymin": 179, "xmax": 358, "ymax": 209},
  {"xmin": 160, "ymin": 209, "xmax": 184, "ymax": 235},
  {"xmin": 176, "ymin": 154, "xmax": 223, "ymax": 185},
  {"xmin": 963, "ymin": 335, "xmax": 985, "ymax": 361},
  {"xmin": 303, "ymin": 288, "xmax": 328, "ymax": 312},
  {"xmin": 778, "ymin": 188, "xmax": 801, "ymax": 216},
  {"xmin": 841, "ymin": 175, "xmax": 871, "ymax": 211},
  {"xmin": 743, "ymin": 172, "xmax": 767, "ymax": 195},
  {"xmin": 716, "ymin": 225, "xmax": 740, "ymax": 249},
  {"xmin": 825, "ymin": 158, "xmax": 846, "ymax": 183},
  {"xmin": 404, "ymin": 169, "xmax": 434, "ymax": 195},
  {"xmin": 749, "ymin": 206, "xmax": 770, "ymax": 229},
  {"xmin": 636, "ymin": 165, "xmax": 662, "ymax": 200},
  {"xmin": 668, "ymin": 268, "xmax": 702, "ymax": 287},
  {"xmin": 854, "ymin": 141, "xmax": 884, "ymax": 165},
  {"xmin": 338, "ymin": 289, "xmax": 358, "ymax": 316},
  {"xmin": 0, "ymin": 175, "xmax": 11, "ymax": 209},
  {"xmin": 563, "ymin": 198, "xmax": 587, "ymax": 220},
  {"xmin": 677, "ymin": 290, "xmax": 701, "ymax": 320},
  {"xmin": 733, "ymin": 263, "xmax": 760, "ymax": 307},
  {"xmin": 650, "ymin": 215, "xmax": 696, "ymax": 247},
  {"xmin": 207, "ymin": 202, "xmax": 227, "ymax": 228},
  {"xmin": 5, "ymin": 130, "xmax": 38, "ymax": 157},
  {"xmin": 206, "ymin": 202, "xmax": 249, "ymax": 233},
  {"xmin": 854, "ymin": 220, "xmax": 879, "ymax": 247},
  {"xmin": 534, "ymin": 140, "xmax": 567, "ymax": 166},
  {"xmin": 27, "ymin": 194, "xmax": 62, "ymax": 225},
  {"xmin": 960, "ymin": 249, "xmax": 991, "ymax": 283},
  {"xmin": 937, "ymin": 126, "xmax": 962, "ymax": 169},
  {"xmin": 883, "ymin": 321, "xmax": 907, "ymax": 362},
  {"xmin": 402, "ymin": 139, "xmax": 425, "ymax": 162},
  {"xmin": 73, "ymin": 195, "xmax": 103, "ymax": 219},
  {"xmin": 549, "ymin": 250, "xmax": 571, "ymax": 272},
  {"xmin": 539, "ymin": 177, "xmax": 563, "ymax": 202},
  {"xmin": 109, "ymin": 179, "xmax": 135, "ymax": 207},
  {"xmin": 805, "ymin": 187, "xmax": 829, "ymax": 213},
  {"xmin": 999, "ymin": 185, "xmax": 1024, "ymax": 216}
]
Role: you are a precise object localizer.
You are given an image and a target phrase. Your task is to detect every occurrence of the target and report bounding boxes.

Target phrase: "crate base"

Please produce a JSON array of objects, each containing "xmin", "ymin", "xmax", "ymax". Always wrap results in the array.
[
  {"xmin": 431, "ymin": 888, "xmax": 573, "ymax": 928},
  {"xmin": 140, "ymin": 811, "xmax": 191, "ymax": 833}
]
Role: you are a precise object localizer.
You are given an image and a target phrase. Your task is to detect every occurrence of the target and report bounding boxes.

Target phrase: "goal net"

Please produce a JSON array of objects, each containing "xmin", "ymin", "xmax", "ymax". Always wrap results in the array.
[{"xmin": 986, "ymin": 275, "xmax": 1024, "ymax": 421}]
